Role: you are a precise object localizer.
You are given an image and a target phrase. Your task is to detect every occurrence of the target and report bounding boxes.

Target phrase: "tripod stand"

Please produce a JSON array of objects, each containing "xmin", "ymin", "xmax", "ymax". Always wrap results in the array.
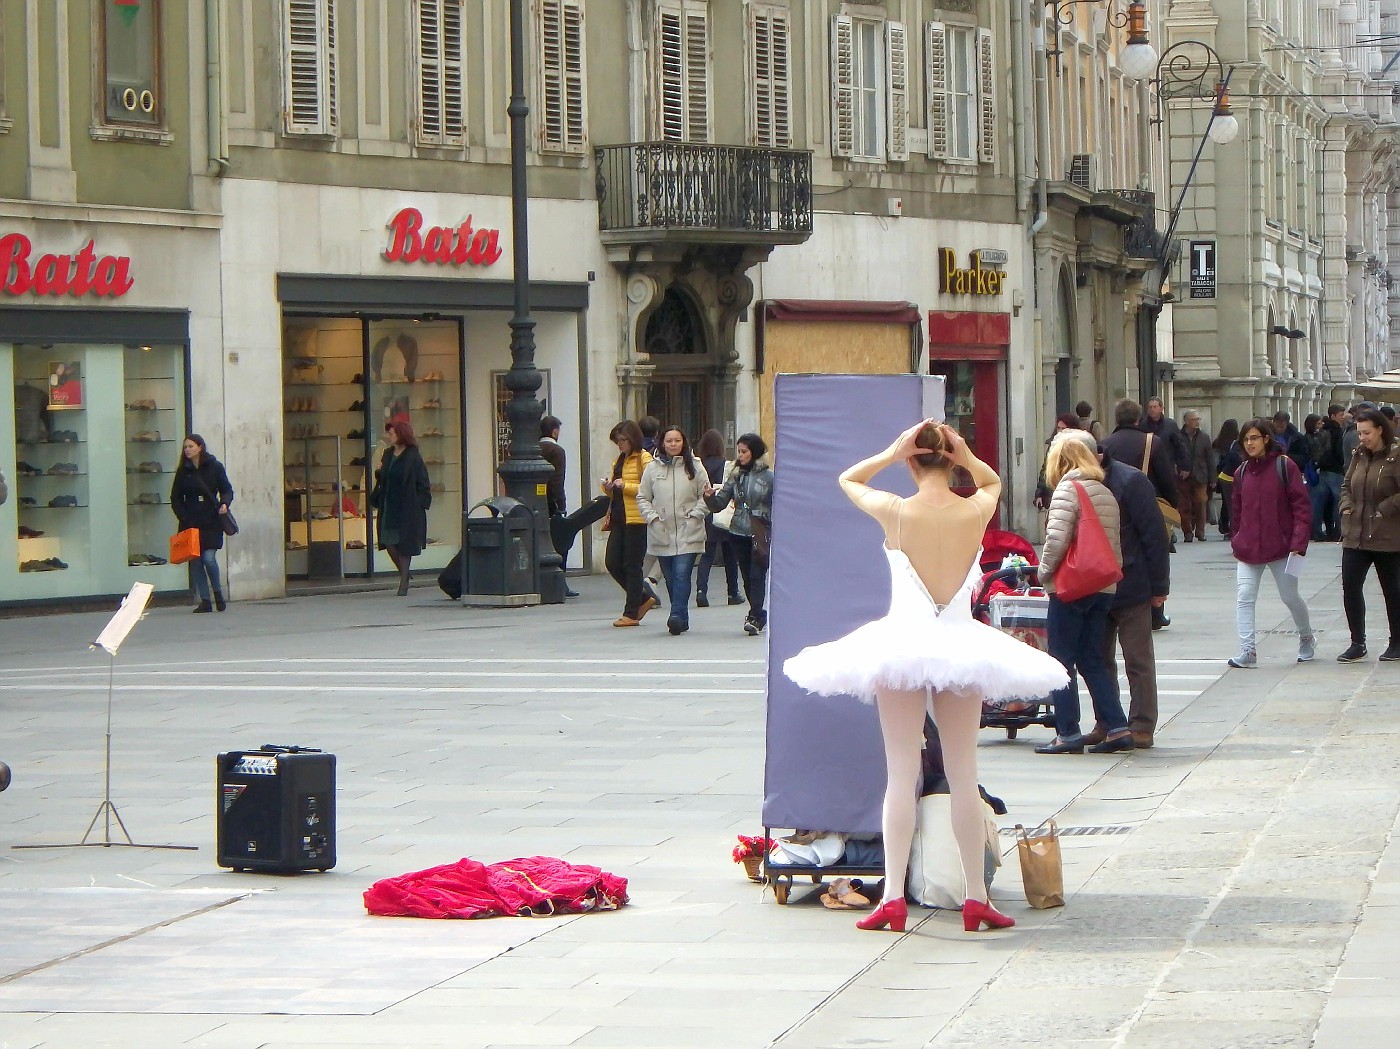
[{"xmin": 13, "ymin": 583, "xmax": 196, "ymax": 852}]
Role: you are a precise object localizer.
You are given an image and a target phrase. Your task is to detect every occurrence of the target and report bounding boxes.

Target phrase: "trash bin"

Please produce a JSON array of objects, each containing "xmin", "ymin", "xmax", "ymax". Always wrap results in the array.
[{"xmin": 462, "ymin": 496, "xmax": 539, "ymax": 605}]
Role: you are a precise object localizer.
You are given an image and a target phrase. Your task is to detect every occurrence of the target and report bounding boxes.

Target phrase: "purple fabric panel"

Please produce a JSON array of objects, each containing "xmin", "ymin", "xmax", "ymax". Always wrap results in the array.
[{"xmin": 763, "ymin": 374, "xmax": 937, "ymax": 833}]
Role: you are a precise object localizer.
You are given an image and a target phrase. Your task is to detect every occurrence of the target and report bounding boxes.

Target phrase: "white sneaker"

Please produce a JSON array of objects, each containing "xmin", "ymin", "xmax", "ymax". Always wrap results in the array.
[
  {"xmin": 1227, "ymin": 650, "xmax": 1257, "ymax": 669},
  {"xmin": 1298, "ymin": 635, "xmax": 1316, "ymax": 663}
]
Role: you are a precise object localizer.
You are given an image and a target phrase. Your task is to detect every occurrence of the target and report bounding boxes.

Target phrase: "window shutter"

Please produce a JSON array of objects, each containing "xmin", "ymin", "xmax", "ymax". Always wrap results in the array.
[
  {"xmin": 540, "ymin": 0, "xmax": 587, "ymax": 153},
  {"xmin": 925, "ymin": 21, "xmax": 947, "ymax": 159},
  {"xmin": 657, "ymin": 3, "xmax": 685, "ymax": 140},
  {"xmin": 830, "ymin": 14, "xmax": 855, "ymax": 158},
  {"xmin": 417, "ymin": 0, "xmax": 464, "ymax": 146},
  {"xmin": 284, "ymin": 0, "xmax": 337, "ymax": 135},
  {"xmin": 977, "ymin": 27, "xmax": 995, "ymax": 164},
  {"xmin": 748, "ymin": 4, "xmax": 791, "ymax": 148},
  {"xmin": 683, "ymin": 4, "xmax": 711, "ymax": 142},
  {"xmin": 886, "ymin": 21, "xmax": 909, "ymax": 161}
]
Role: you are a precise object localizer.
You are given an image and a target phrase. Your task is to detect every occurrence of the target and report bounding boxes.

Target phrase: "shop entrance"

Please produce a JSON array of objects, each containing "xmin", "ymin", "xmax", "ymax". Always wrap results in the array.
[
  {"xmin": 644, "ymin": 288, "xmax": 711, "ymax": 439},
  {"xmin": 281, "ymin": 315, "xmax": 463, "ymax": 582},
  {"xmin": 928, "ymin": 311, "xmax": 1009, "ymax": 527}
]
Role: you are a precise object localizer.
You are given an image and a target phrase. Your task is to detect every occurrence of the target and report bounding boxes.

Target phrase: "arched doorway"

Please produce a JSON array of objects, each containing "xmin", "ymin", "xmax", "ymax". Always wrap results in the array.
[{"xmin": 643, "ymin": 287, "xmax": 712, "ymax": 439}]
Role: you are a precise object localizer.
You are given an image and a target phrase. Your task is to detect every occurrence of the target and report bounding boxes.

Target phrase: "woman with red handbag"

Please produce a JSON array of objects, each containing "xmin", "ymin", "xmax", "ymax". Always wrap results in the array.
[{"xmin": 1035, "ymin": 430, "xmax": 1129, "ymax": 754}]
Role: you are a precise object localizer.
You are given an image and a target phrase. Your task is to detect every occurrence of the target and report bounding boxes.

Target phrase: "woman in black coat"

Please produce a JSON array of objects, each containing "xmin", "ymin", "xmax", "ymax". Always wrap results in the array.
[
  {"xmin": 372, "ymin": 419, "xmax": 431, "ymax": 595},
  {"xmin": 170, "ymin": 433, "xmax": 235, "ymax": 612}
]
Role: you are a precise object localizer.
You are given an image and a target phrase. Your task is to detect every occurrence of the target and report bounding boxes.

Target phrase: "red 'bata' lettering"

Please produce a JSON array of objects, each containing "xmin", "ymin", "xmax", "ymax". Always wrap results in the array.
[
  {"xmin": 383, "ymin": 207, "xmax": 503, "ymax": 269},
  {"xmin": 0, "ymin": 234, "xmax": 134, "ymax": 298}
]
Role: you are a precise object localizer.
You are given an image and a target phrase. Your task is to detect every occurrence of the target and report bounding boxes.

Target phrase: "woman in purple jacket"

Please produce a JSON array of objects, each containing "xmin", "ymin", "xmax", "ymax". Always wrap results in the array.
[{"xmin": 1227, "ymin": 418, "xmax": 1314, "ymax": 668}]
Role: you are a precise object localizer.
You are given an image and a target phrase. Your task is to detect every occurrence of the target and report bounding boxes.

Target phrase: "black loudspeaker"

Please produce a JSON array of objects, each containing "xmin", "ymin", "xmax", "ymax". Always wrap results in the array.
[{"xmin": 217, "ymin": 746, "xmax": 336, "ymax": 872}]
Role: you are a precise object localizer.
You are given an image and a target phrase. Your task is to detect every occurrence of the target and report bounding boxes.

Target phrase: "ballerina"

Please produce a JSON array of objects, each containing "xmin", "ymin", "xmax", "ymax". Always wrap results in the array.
[{"xmin": 784, "ymin": 420, "xmax": 1069, "ymax": 932}]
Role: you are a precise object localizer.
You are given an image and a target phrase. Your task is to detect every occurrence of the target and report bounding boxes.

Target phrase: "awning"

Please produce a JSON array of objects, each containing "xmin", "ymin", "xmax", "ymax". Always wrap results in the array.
[{"xmin": 1351, "ymin": 371, "xmax": 1400, "ymax": 397}]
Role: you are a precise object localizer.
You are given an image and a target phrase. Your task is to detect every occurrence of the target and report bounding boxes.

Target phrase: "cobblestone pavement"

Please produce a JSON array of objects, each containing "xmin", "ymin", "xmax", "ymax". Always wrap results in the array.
[{"xmin": 0, "ymin": 538, "xmax": 1395, "ymax": 1048}]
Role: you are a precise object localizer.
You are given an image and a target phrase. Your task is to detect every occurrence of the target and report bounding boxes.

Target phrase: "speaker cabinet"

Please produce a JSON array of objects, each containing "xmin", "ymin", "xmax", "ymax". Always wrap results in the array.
[{"xmin": 217, "ymin": 747, "xmax": 336, "ymax": 872}]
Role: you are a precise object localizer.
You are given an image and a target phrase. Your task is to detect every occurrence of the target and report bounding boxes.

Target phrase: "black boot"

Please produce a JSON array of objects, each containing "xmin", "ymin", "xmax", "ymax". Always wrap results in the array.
[
  {"xmin": 193, "ymin": 599, "xmax": 213, "ymax": 614},
  {"xmin": 213, "ymin": 590, "xmax": 226, "ymax": 612}
]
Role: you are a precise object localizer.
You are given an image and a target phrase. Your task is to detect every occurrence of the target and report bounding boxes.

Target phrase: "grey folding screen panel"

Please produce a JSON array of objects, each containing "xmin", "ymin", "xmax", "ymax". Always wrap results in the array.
[{"xmin": 764, "ymin": 373, "xmax": 946, "ymax": 833}]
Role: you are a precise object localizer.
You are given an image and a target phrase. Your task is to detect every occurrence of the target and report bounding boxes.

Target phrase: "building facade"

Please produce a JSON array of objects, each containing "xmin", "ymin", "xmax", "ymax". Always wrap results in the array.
[{"xmin": 1165, "ymin": 0, "xmax": 1400, "ymax": 432}]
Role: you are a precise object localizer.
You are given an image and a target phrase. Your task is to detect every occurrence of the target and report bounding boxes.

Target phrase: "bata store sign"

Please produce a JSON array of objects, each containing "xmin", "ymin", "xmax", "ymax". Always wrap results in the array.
[
  {"xmin": 0, "ymin": 232, "xmax": 135, "ymax": 298},
  {"xmin": 383, "ymin": 207, "xmax": 504, "ymax": 268}
]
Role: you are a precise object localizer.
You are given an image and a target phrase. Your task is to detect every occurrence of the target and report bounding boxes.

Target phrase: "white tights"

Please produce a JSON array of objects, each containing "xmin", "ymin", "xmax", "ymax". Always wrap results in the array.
[{"xmin": 873, "ymin": 686, "xmax": 987, "ymax": 907}]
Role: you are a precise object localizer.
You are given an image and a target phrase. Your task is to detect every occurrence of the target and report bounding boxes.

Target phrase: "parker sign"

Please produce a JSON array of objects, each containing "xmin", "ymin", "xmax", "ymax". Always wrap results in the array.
[{"xmin": 0, "ymin": 233, "xmax": 135, "ymax": 298}]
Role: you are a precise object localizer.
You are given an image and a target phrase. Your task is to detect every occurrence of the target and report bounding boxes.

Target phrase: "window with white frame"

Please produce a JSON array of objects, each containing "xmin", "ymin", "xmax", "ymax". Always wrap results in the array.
[
  {"xmin": 926, "ymin": 22, "xmax": 995, "ymax": 163},
  {"xmin": 538, "ymin": 0, "xmax": 587, "ymax": 153},
  {"xmin": 283, "ymin": 0, "xmax": 337, "ymax": 136},
  {"xmin": 655, "ymin": 0, "xmax": 710, "ymax": 142},
  {"xmin": 102, "ymin": 0, "xmax": 162, "ymax": 127},
  {"xmin": 748, "ymin": 3, "xmax": 791, "ymax": 148},
  {"xmin": 831, "ymin": 14, "xmax": 906, "ymax": 162},
  {"xmin": 415, "ymin": 0, "xmax": 465, "ymax": 146}
]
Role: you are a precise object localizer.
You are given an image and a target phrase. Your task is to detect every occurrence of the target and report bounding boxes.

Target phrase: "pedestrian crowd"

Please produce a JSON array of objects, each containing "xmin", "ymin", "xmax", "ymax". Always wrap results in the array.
[
  {"xmin": 1034, "ymin": 397, "xmax": 1400, "ymax": 700},
  {"xmin": 540, "ymin": 415, "xmax": 774, "ymax": 638}
]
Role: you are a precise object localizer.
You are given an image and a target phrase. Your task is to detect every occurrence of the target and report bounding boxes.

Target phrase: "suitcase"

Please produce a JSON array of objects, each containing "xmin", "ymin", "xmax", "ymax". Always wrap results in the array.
[
  {"xmin": 438, "ymin": 548, "xmax": 464, "ymax": 599},
  {"xmin": 217, "ymin": 746, "xmax": 336, "ymax": 872}
]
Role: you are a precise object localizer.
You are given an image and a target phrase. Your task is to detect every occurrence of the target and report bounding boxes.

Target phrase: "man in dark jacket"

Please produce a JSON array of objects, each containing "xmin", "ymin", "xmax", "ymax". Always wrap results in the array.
[
  {"xmin": 538, "ymin": 415, "xmax": 578, "ymax": 598},
  {"xmin": 1273, "ymin": 412, "xmax": 1311, "ymax": 474},
  {"xmin": 1141, "ymin": 397, "xmax": 1188, "ymax": 471},
  {"xmin": 1102, "ymin": 398, "xmax": 1177, "ymax": 630},
  {"xmin": 1316, "ymin": 404, "xmax": 1348, "ymax": 541},
  {"xmin": 1103, "ymin": 399, "xmax": 1179, "ymax": 505},
  {"xmin": 1089, "ymin": 449, "xmax": 1170, "ymax": 748}
]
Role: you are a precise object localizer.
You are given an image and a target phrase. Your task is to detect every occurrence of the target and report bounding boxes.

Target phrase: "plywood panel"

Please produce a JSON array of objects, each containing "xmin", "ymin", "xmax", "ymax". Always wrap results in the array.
[{"xmin": 759, "ymin": 322, "xmax": 910, "ymax": 453}]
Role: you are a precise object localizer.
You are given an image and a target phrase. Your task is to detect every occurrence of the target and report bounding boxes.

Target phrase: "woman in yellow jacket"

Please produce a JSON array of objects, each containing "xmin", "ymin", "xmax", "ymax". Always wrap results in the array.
[{"xmin": 603, "ymin": 420, "xmax": 657, "ymax": 626}]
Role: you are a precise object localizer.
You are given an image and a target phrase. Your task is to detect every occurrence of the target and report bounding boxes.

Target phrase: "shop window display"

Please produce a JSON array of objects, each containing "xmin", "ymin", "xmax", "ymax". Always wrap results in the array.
[
  {"xmin": 282, "ymin": 317, "xmax": 461, "ymax": 580},
  {"xmin": 3, "ymin": 342, "xmax": 187, "ymax": 601}
]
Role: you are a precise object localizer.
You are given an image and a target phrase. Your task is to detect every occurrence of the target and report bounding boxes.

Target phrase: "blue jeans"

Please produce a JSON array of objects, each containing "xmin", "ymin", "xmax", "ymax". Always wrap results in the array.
[
  {"xmin": 658, "ymin": 554, "xmax": 697, "ymax": 625},
  {"xmin": 1316, "ymin": 471, "xmax": 1342, "ymax": 540},
  {"xmin": 188, "ymin": 548, "xmax": 222, "ymax": 601},
  {"xmin": 1048, "ymin": 592, "xmax": 1126, "ymax": 739}
]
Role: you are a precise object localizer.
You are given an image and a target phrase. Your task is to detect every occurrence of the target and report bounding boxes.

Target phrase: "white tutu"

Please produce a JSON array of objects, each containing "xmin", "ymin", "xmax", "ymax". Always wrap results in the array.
[{"xmin": 783, "ymin": 547, "xmax": 1070, "ymax": 703}]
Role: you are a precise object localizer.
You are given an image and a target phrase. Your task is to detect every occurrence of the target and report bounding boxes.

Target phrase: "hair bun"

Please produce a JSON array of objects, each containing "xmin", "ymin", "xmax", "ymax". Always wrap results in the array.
[{"xmin": 911, "ymin": 422, "xmax": 947, "ymax": 470}]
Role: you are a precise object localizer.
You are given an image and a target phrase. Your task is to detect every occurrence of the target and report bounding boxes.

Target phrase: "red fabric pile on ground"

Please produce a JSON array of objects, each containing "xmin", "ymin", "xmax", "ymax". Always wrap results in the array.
[{"xmin": 364, "ymin": 856, "xmax": 629, "ymax": 919}]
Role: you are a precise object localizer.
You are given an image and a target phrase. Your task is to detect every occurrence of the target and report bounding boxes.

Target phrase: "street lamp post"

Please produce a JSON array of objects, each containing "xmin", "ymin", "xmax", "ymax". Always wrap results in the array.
[
  {"xmin": 498, "ymin": 0, "xmax": 565, "ymax": 605},
  {"xmin": 1137, "ymin": 39, "xmax": 1238, "ymax": 402}
]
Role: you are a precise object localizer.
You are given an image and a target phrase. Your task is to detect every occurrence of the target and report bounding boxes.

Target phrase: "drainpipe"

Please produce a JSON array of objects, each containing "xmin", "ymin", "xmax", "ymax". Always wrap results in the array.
[
  {"xmin": 1030, "ymin": 4, "xmax": 1051, "ymax": 239},
  {"xmin": 206, "ymin": 0, "xmax": 230, "ymax": 176},
  {"xmin": 1011, "ymin": 0, "xmax": 1030, "ymax": 215}
]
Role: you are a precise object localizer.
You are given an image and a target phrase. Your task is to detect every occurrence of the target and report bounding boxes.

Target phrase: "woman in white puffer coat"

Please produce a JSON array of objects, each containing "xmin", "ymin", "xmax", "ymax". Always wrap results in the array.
[{"xmin": 637, "ymin": 426, "xmax": 711, "ymax": 635}]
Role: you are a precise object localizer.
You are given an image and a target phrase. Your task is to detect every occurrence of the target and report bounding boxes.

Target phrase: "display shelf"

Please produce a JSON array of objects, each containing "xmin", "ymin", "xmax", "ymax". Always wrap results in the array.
[
  {"xmin": 124, "ymin": 375, "xmax": 175, "ymax": 381},
  {"xmin": 24, "ymin": 503, "xmax": 91, "ymax": 510}
]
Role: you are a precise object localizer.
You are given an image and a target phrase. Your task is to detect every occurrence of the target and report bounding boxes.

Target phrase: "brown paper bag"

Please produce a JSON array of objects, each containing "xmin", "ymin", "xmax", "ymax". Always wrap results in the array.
[{"xmin": 1016, "ymin": 821, "xmax": 1065, "ymax": 909}]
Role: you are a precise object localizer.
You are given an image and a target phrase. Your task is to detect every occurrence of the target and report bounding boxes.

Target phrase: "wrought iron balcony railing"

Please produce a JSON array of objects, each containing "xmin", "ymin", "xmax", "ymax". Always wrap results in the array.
[
  {"xmin": 595, "ymin": 142, "xmax": 813, "ymax": 243},
  {"xmin": 1109, "ymin": 189, "xmax": 1168, "ymax": 262}
]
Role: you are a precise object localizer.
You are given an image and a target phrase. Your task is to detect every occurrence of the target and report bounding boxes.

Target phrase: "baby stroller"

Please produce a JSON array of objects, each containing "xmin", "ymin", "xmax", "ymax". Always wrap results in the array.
[{"xmin": 971, "ymin": 529, "xmax": 1058, "ymax": 739}]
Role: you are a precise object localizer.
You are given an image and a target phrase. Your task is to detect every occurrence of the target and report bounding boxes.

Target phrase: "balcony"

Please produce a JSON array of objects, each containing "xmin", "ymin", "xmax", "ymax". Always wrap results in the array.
[
  {"xmin": 595, "ymin": 142, "xmax": 813, "ymax": 248},
  {"xmin": 1109, "ymin": 189, "xmax": 1167, "ymax": 262}
]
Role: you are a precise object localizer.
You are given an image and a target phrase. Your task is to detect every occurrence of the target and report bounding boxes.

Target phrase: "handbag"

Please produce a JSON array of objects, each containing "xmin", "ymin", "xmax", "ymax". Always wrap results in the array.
[
  {"xmin": 169, "ymin": 527, "xmax": 201, "ymax": 565},
  {"xmin": 193, "ymin": 471, "xmax": 238, "ymax": 536},
  {"xmin": 1141, "ymin": 434, "xmax": 1182, "ymax": 528},
  {"xmin": 709, "ymin": 460, "xmax": 736, "ymax": 531},
  {"xmin": 907, "ymin": 794, "xmax": 1001, "ymax": 909},
  {"xmin": 1054, "ymin": 481, "xmax": 1123, "ymax": 602},
  {"xmin": 1016, "ymin": 821, "xmax": 1064, "ymax": 909},
  {"xmin": 750, "ymin": 516, "xmax": 771, "ymax": 569}
]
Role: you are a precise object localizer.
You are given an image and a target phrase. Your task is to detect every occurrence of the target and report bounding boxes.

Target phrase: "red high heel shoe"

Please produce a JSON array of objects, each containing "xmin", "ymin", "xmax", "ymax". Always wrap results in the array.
[
  {"xmin": 962, "ymin": 898, "xmax": 1015, "ymax": 931},
  {"xmin": 855, "ymin": 898, "xmax": 907, "ymax": 932}
]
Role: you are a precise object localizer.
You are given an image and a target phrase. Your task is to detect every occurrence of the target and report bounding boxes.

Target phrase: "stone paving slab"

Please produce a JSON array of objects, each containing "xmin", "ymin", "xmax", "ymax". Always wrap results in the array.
[{"xmin": 0, "ymin": 544, "xmax": 1397, "ymax": 1047}]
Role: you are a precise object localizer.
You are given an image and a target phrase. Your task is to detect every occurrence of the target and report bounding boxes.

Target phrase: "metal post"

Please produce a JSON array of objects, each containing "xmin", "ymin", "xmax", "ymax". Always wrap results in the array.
[{"xmin": 500, "ymin": 0, "xmax": 564, "ymax": 604}]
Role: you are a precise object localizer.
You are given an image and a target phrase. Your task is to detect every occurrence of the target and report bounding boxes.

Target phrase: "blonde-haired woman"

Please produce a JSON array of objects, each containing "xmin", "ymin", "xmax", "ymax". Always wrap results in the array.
[
  {"xmin": 784, "ymin": 421, "xmax": 1068, "ymax": 934},
  {"xmin": 1035, "ymin": 430, "xmax": 1130, "ymax": 755}
]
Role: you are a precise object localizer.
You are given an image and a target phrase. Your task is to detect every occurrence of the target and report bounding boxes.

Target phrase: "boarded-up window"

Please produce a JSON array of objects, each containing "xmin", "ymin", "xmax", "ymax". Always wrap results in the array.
[
  {"xmin": 283, "ymin": 0, "xmax": 337, "ymax": 136},
  {"xmin": 748, "ymin": 4, "xmax": 791, "ymax": 148},
  {"xmin": 416, "ymin": 0, "xmax": 465, "ymax": 146},
  {"xmin": 656, "ymin": 0, "xmax": 710, "ymax": 142},
  {"xmin": 539, "ymin": 0, "xmax": 587, "ymax": 153}
]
